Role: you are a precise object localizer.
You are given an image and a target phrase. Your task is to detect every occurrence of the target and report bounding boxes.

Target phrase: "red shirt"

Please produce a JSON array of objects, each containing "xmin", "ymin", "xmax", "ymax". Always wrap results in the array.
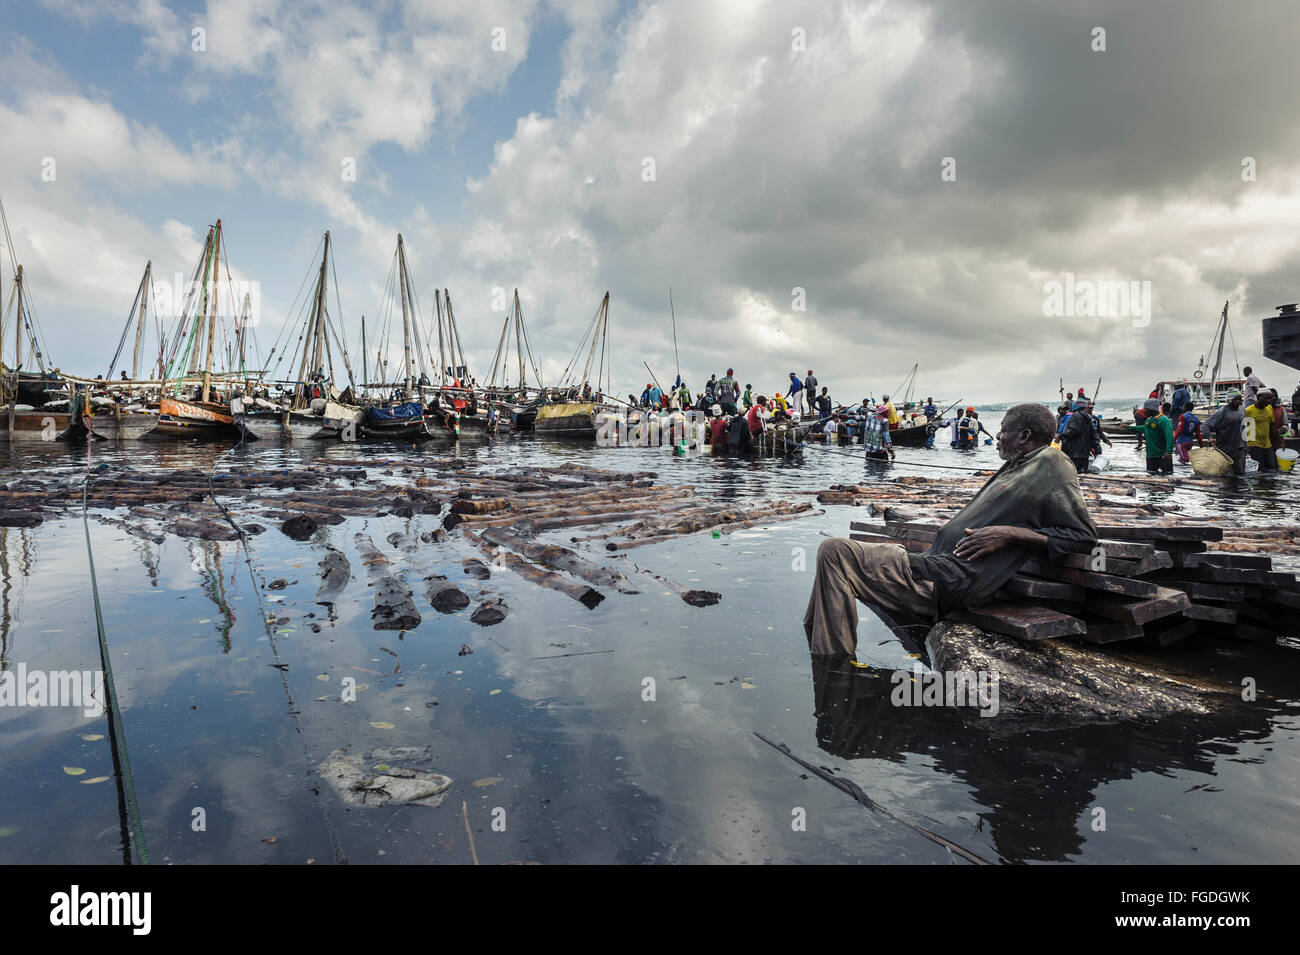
[
  {"xmin": 747, "ymin": 405, "xmax": 764, "ymax": 434},
  {"xmin": 710, "ymin": 418, "xmax": 727, "ymax": 443}
]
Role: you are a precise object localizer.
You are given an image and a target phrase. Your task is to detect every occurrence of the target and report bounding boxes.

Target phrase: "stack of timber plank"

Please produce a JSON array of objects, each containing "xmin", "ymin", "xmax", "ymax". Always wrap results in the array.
[{"xmin": 848, "ymin": 519, "xmax": 1296, "ymax": 646}]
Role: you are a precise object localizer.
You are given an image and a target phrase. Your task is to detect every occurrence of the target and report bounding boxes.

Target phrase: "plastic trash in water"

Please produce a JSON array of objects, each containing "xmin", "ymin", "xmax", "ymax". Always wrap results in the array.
[{"xmin": 711, "ymin": 530, "xmax": 721, "ymax": 538}]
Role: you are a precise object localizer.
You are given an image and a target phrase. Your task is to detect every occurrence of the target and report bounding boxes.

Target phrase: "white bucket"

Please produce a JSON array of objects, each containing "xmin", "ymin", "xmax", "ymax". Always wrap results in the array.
[{"xmin": 1088, "ymin": 454, "xmax": 1109, "ymax": 473}]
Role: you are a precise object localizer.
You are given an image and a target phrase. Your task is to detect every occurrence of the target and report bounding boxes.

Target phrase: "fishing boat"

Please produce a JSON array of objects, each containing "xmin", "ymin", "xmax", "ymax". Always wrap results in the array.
[
  {"xmin": 534, "ymin": 292, "xmax": 612, "ymax": 440},
  {"xmin": 359, "ymin": 234, "xmax": 440, "ymax": 441},
  {"xmin": 234, "ymin": 232, "xmax": 361, "ymax": 441},
  {"xmin": 154, "ymin": 220, "xmax": 240, "ymax": 438},
  {"xmin": 1099, "ymin": 301, "xmax": 1246, "ymax": 436},
  {"xmin": 2, "ymin": 263, "xmax": 84, "ymax": 442},
  {"xmin": 77, "ymin": 261, "xmax": 161, "ymax": 440}
]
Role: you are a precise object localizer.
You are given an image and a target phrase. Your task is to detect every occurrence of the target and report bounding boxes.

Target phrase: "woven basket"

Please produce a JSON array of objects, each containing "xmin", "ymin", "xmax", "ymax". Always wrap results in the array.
[{"xmin": 1189, "ymin": 446, "xmax": 1233, "ymax": 476}]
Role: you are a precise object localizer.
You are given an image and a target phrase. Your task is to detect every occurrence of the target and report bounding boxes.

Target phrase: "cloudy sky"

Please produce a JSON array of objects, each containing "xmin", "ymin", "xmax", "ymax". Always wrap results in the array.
[{"xmin": 3, "ymin": 0, "xmax": 1299, "ymax": 404}]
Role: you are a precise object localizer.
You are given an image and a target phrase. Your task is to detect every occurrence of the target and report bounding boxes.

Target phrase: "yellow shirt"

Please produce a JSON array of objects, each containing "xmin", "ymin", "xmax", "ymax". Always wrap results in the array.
[
  {"xmin": 885, "ymin": 401, "xmax": 899, "ymax": 426},
  {"xmin": 773, "ymin": 394, "xmax": 788, "ymax": 412},
  {"xmin": 1243, "ymin": 404, "xmax": 1273, "ymax": 448}
]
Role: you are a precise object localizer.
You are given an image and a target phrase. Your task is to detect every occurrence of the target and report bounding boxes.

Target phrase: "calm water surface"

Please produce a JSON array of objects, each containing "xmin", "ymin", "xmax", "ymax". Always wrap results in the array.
[{"xmin": 0, "ymin": 410, "xmax": 1296, "ymax": 864}]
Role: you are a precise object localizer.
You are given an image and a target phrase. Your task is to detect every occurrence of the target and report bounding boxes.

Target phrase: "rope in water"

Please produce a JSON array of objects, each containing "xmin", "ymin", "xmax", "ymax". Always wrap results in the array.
[
  {"xmin": 753, "ymin": 731, "xmax": 995, "ymax": 865},
  {"xmin": 81, "ymin": 477, "xmax": 150, "ymax": 865}
]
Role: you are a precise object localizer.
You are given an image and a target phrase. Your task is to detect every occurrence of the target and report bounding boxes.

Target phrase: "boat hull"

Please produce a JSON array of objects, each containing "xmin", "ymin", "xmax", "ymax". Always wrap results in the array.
[
  {"xmin": 4, "ymin": 410, "xmax": 77, "ymax": 442},
  {"xmin": 534, "ymin": 401, "xmax": 597, "ymax": 438},
  {"xmin": 83, "ymin": 411, "xmax": 160, "ymax": 440},
  {"xmin": 156, "ymin": 397, "xmax": 237, "ymax": 438}
]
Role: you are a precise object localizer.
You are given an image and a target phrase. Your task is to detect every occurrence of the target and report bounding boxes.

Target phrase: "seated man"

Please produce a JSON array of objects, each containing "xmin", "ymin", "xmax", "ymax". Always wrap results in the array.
[{"xmin": 804, "ymin": 403, "xmax": 1097, "ymax": 657}]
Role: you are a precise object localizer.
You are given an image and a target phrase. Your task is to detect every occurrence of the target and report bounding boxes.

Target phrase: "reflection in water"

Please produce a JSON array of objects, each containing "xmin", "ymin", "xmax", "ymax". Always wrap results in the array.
[
  {"xmin": 193, "ymin": 540, "xmax": 235, "ymax": 652},
  {"xmin": 808, "ymin": 653, "xmax": 1288, "ymax": 863}
]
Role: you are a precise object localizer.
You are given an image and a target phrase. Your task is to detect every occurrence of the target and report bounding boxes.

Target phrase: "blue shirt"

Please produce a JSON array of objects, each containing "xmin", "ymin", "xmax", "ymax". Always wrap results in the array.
[{"xmin": 788, "ymin": 376, "xmax": 803, "ymax": 394}]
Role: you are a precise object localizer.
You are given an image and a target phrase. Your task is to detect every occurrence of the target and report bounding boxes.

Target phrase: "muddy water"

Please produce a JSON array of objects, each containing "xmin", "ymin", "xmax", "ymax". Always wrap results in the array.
[{"xmin": 0, "ymin": 421, "xmax": 1296, "ymax": 864}]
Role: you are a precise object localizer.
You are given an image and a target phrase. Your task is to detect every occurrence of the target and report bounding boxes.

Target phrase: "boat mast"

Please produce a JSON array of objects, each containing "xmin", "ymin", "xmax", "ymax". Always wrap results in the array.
[
  {"xmin": 579, "ymin": 292, "xmax": 609, "ymax": 392},
  {"xmin": 14, "ymin": 265, "xmax": 23, "ymax": 378},
  {"xmin": 130, "ymin": 261, "xmax": 151, "ymax": 381},
  {"xmin": 360, "ymin": 314, "xmax": 367, "ymax": 393},
  {"xmin": 514, "ymin": 289, "xmax": 524, "ymax": 389},
  {"xmin": 435, "ymin": 289, "xmax": 447, "ymax": 387},
  {"xmin": 396, "ymin": 234, "xmax": 414, "ymax": 399},
  {"xmin": 200, "ymin": 221, "xmax": 222, "ymax": 403}
]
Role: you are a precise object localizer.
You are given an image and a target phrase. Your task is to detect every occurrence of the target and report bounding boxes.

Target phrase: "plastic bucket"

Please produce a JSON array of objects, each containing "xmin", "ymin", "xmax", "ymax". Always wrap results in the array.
[{"xmin": 1278, "ymin": 448, "xmax": 1298, "ymax": 472}]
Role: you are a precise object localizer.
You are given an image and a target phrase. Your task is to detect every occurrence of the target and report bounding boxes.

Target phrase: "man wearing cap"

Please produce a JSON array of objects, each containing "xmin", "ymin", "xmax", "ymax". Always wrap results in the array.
[
  {"xmin": 862, "ymin": 406, "xmax": 894, "ymax": 461},
  {"xmin": 956, "ymin": 406, "xmax": 979, "ymax": 450},
  {"xmin": 1244, "ymin": 389, "xmax": 1278, "ymax": 471},
  {"xmin": 709, "ymin": 404, "xmax": 729, "ymax": 448},
  {"xmin": 882, "ymin": 393, "xmax": 900, "ymax": 430},
  {"xmin": 1205, "ymin": 391, "xmax": 1247, "ymax": 474}
]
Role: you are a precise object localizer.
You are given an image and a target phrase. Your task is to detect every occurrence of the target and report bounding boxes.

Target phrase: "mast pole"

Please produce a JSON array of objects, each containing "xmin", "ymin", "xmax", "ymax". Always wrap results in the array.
[
  {"xmin": 201, "ymin": 221, "xmax": 222, "ymax": 403},
  {"xmin": 131, "ymin": 261, "xmax": 151, "ymax": 381},
  {"xmin": 396, "ymin": 235, "xmax": 414, "ymax": 400},
  {"xmin": 360, "ymin": 314, "xmax": 367, "ymax": 393},
  {"xmin": 435, "ymin": 289, "xmax": 447, "ymax": 388},
  {"xmin": 514, "ymin": 290, "xmax": 524, "ymax": 389}
]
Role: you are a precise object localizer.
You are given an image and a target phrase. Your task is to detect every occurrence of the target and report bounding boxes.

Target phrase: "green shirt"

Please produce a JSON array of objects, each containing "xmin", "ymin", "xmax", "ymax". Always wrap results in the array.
[
  {"xmin": 743, "ymin": 388, "xmax": 753, "ymax": 408},
  {"xmin": 1129, "ymin": 413, "xmax": 1174, "ymax": 457}
]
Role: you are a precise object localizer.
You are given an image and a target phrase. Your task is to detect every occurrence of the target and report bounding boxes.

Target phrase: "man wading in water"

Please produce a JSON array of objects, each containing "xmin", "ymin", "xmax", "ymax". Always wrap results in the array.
[{"xmin": 804, "ymin": 403, "xmax": 1098, "ymax": 657}]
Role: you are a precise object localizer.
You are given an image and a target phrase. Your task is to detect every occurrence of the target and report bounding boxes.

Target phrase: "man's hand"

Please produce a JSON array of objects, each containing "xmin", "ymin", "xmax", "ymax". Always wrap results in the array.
[{"xmin": 954, "ymin": 525, "xmax": 1034, "ymax": 561}]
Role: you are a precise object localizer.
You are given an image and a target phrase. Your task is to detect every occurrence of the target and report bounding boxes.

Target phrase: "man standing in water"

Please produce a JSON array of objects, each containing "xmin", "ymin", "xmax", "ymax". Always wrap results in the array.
[
  {"xmin": 1245, "ymin": 389, "xmax": 1278, "ymax": 471},
  {"xmin": 804, "ymin": 404, "xmax": 1097, "ymax": 657},
  {"xmin": 1205, "ymin": 390, "xmax": 1247, "ymax": 475}
]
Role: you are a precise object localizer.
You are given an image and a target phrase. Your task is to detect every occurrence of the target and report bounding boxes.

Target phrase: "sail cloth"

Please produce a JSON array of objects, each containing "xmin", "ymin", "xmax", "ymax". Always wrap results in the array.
[
  {"xmin": 365, "ymin": 401, "xmax": 424, "ymax": 423},
  {"xmin": 907, "ymin": 445, "xmax": 1098, "ymax": 617}
]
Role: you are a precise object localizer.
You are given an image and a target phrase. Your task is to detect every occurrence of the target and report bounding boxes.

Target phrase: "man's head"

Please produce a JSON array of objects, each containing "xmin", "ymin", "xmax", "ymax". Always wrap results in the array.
[
  {"xmin": 745, "ymin": 383, "xmax": 752, "ymax": 390},
  {"xmin": 789, "ymin": 372, "xmax": 796, "ymax": 379},
  {"xmin": 821, "ymin": 386, "xmax": 828, "ymax": 394},
  {"xmin": 757, "ymin": 395, "xmax": 768, "ymax": 407},
  {"xmin": 1161, "ymin": 402, "xmax": 1172, "ymax": 415},
  {"xmin": 882, "ymin": 393, "xmax": 890, "ymax": 401},
  {"xmin": 727, "ymin": 368, "xmax": 734, "ymax": 375},
  {"xmin": 1256, "ymin": 388, "xmax": 1273, "ymax": 407},
  {"xmin": 710, "ymin": 404, "xmax": 722, "ymax": 417},
  {"xmin": 996, "ymin": 403, "xmax": 1057, "ymax": 461},
  {"xmin": 807, "ymin": 369, "xmax": 814, "ymax": 376},
  {"xmin": 926, "ymin": 396, "xmax": 933, "ymax": 403},
  {"xmin": 1226, "ymin": 390, "xmax": 1243, "ymax": 409},
  {"xmin": 1244, "ymin": 366, "xmax": 1253, "ymax": 376}
]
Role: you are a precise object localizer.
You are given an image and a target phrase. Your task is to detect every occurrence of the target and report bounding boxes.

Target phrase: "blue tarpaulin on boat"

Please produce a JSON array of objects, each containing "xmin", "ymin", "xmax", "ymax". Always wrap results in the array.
[{"xmin": 365, "ymin": 402, "xmax": 424, "ymax": 423}]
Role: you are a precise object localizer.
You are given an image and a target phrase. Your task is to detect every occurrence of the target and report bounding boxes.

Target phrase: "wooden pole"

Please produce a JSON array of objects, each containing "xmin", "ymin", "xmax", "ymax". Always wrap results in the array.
[
  {"xmin": 201, "ymin": 221, "xmax": 221, "ymax": 403},
  {"xmin": 131, "ymin": 261, "xmax": 151, "ymax": 380},
  {"xmin": 397, "ymin": 234, "xmax": 414, "ymax": 399}
]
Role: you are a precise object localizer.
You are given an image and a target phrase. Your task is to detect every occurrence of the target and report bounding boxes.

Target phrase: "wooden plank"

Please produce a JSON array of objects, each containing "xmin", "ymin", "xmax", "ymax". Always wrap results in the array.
[
  {"xmin": 1094, "ymin": 539, "xmax": 1159, "ymax": 559},
  {"xmin": 949, "ymin": 603, "xmax": 1085, "ymax": 640},
  {"xmin": 882, "ymin": 521, "xmax": 940, "ymax": 542},
  {"xmin": 1074, "ymin": 619, "xmax": 1144, "ymax": 644},
  {"xmin": 1263, "ymin": 589, "xmax": 1300, "ymax": 610},
  {"xmin": 1185, "ymin": 603, "xmax": 1237, "ymax": 624},
  {"xmin": 1177, "ymin": 551, "xmax": 1274, "ymax": 570},
  {"xmin": 1157, "ymin": 579, "xmax": 1249, "ymax": 602},
  {"xmin": 1084, "ymin": 586, "xmax": 1190, "ymax": 626},
  {"xmin": 1150, "ymin": 565, "xmax": 1297, "ymax": 587},
  {"xmin": 1021, "ymin": 559, "xmax": 1159, "ymax": 597},
  {"xmin": 1144, "ymin": 618, "xmax": 1196, "ymax": 647},
  {"xmin": 1093, "ymin": 524, "xmax": 1224, "ymax": 542},
  {"xmin": 998, "ymin": 574, "xmax": 1085, "ymax": 601},
  {"xmin": 849, "ymin": 533, "xmax": 927, "ymax": 553}
]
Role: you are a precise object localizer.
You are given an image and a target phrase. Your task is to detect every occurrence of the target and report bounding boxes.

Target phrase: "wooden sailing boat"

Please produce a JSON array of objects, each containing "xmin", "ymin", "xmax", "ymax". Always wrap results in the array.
[
  {"xmin": 534, "ymin": 292, "xmax": 611, "ymax": 438},
  {"xmin": 2, "ymin": 262, "xmax": 82, "ymax": 442},
  {"xmin": 80, "ymin": 261, "xmax": 162, "ymax": 439},
  {"xmin": 488, "ymin": 288, "xmax": 543, "ymax": 431},
  {"xmin": 361, "ymin": 234, "xmax": 437, "ymax": 440},
  {"xmin": 156, "ymin": 220, "xmax": 238, "ymax": 437},
  {"xmin": 232, "ymin": 231, "xmax": 361, "ymax": 440}
]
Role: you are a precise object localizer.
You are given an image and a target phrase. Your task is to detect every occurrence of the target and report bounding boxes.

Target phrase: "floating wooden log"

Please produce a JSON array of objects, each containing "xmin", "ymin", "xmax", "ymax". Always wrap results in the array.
[
  {"xmin": 354, "ymin": 533, "xmax": 421, "ymax": 631},
  {"xmin": 480, "ymin": 528, "xmax": 641, "ymax": 594},
  {"xmin": 460, "ymin": 530, "xmax": 604, "ymax": 609},
  {"xmin": 426, "ymin": 574, "xmax": 470, "ymax": 613},
  {"xmin": 316, "ymin": 549, "xmax": 351, "ymax": 604},
  {"xmin": 471, "ymin": 597, "xmax": 510, "ymax": 626}
]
